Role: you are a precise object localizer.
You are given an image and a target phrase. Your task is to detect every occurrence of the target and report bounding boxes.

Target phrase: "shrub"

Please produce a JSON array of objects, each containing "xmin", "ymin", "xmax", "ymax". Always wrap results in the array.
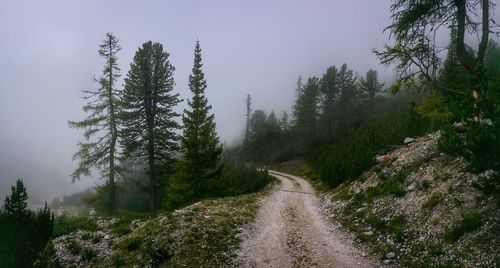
[
  {"xmin": 444, "ymin": 212, "xmax": 483, "ymax": 242},
  {"xmin": 164, "ymin": 162, "xmax": 273, "ymax": 210},
  {"xmin": 438, "ymin": 125, "xmax": 465, "ymax": 156},
  {"xmin": 53, "ymin": 215, "xmax": 97, "ymax": 238}
]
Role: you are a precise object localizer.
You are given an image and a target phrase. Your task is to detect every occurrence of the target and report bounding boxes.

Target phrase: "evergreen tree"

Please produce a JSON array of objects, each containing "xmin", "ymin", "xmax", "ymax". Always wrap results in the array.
[
  {"xmin": 359, "ymin": 69, "xmax": 384, "ymax": 111},
  {"xmin": 244, "ymin": 94, "xmax": 252, "ymax": 146},
  {"xmin": 121, "ymin": 41, "xmax": 181, "ymax": 215},
  {"xmin": 294, "ymin": 77, "xmax": 320, "ymax": 143},
  {"xmin": 179, "ymin": 40, "xmax": 222, "ymax": 196},
  {"xmin": 336, "ymin": 64, "xmax": 359, "ymax": 135},
  {"xmin": 4, "ymin": 179, "xmax": 28, "ymax": 215},
  {"xmin": 68, "ymin": 33, "xmax": 122, "ymax": 216},
  {"xmin": 280, "ymin": 111, "xmax": 289, "ymax": 131},
  {"xmin": 319, "ymin": 65, "xmax": 338, "ymax": 137},
  {"xmin": 292, "ymin": 76, "xmax": 304, "ymax": 126},
  {"xmin": 266, "ymin": 111, "xmax": 281, "ymax": 142}
]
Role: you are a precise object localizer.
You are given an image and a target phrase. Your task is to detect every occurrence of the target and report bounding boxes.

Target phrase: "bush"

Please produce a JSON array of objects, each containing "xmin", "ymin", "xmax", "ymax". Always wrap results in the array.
[
  {"xmin": 164, "ymin": 162, "xmax": 273, "ymax": 210},
  {"xmin": 53, "ymin": 215, "xmax": 97, "ymax": 238},
  {"xmin": 438, "ymin": 125, "xmax": 465, "ymax": 156},
  {"xmin": 444, "ymin": 212, "xmax": 483, "ymax": 242},
  {"xmin": 312, "ymin": 102, "xmax": 430, "ymax": 188}
]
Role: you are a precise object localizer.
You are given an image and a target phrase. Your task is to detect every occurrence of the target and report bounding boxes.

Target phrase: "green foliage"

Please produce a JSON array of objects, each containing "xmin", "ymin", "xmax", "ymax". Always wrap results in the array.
[
  {"xmin": 293, "ymin": 76, "xmax": 320, "ymax": 147},
  {"xmin": 423, "ymin": 192, "xmax": 442, "ymax": 210},
  {"xmin": 53, "ymin": 215, "xmax": 97, "ymax": 238},
  {"xmin": 438, "ymin": 125, "xmax": 465, "ymax": 156},
  {"xmin": 4, "ymin": 178, "xmax": 29, "ymax": 215},
  {"xmin": 121, "ymin": 40, "xmax": 181, "ymax": 215},
  {"xmin": 416, "ymin": 93, "xmax": 453, "ymax": 125},
  {"xmin": 68, "ymin": 33, "xmax": 122, "ymax": 216},
  {"xmin": 484, "ymin": 39, "xmax": 500, "ymax": 75},
  {"xmin": 0, "ymin": 183, "xmax": 53, "ymax": 268},
  {"xmin": 444, "ymin": 212, "xmax": 483, "ymax": 242},
  {"xmin": 165, "ymin": 163, "xmax": 273, "ymax": 210},
  {"xmin": 313, "ymin": 98, "xmax": 429, "ymax": 188}
]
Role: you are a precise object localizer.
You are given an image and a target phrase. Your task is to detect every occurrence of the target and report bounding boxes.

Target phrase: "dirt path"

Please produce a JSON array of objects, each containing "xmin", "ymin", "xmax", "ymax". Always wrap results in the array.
[{"xmin": 236, "ymin": 170, "xmax": 379, "ymax": 268}]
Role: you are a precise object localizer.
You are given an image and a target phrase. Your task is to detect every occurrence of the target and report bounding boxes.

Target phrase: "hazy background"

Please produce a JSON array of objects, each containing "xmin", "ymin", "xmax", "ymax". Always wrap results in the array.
[{"xmin": 1, "ymin": 0, "xmax": 495, "ymax": 205}]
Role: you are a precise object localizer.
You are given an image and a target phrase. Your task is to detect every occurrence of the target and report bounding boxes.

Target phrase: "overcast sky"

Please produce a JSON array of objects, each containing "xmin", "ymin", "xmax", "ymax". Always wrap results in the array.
[{"xmin": 0, "ymin": 0, "xmax": 497, "ymax": 205}]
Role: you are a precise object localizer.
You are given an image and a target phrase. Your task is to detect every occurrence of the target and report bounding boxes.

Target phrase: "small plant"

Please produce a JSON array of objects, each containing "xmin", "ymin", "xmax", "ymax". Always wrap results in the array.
[
  {"xmin": 66, "ymin": 240, "xmax": 82, "ymax": 255},
  {"xmin": 387, "ymin": 215, "xmax": 406, "ymax": 241},
  {"xmin": 81, "ymin": 232, "xmax": 92, "ymax": 241},
  {"xmin": 444, "ymin": 212, "xmax": 483, "ymax": 242},
  {"xmin": 423, "ymin": 193, "xmax": 442, "ymax": 210},
  {"xmin": 420, "ymin": 180, "xmax": 432, "ymax": 191},
  {"xmin": 82, "ymin": 247, "xmax": 97, "ymax": 261},
  {"xmin": 436, "ymin": 172, "xmax": 452, "ymax": 181}
]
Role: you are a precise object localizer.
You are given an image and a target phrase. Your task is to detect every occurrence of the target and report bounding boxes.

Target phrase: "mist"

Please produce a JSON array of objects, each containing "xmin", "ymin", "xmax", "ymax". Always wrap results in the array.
[{"xmin": 2, "ymin": 0, "xmax": 487, "ymax": 205}]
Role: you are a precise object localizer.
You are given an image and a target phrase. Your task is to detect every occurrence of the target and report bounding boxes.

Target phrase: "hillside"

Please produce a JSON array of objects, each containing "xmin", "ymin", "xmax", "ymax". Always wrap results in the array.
[
  {"xmin": 316, "ymin": 132, "xmax": 499, "ymax": 267},
  {"xmin": 37, "ymin": 185, "xmax": 274, "ymax": 267}
]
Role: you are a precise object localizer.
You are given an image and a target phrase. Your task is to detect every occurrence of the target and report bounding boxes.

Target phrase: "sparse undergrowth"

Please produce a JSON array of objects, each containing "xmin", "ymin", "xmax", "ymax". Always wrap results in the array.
[
  {"xmin": 42, "ymin": 181, "xmax": 276, "ymax": 267},
  {"xmin": 313, "ymin": 133, "xmax": 499, "ymax": 267}
]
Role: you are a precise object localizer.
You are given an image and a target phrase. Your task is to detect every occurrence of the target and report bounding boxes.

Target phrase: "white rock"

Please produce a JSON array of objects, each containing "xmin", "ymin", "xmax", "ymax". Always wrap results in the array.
[
  {"xmin": 407, "ymin": 182, "xmax": 416, "ymax": 192},
  {"xmin": 104, "ymin": 235, "xmax": 111, "ymax": 240},
  {"xmin": 364, "ymin": 231, "xmax": 374, "ymax": 236},
  {"xmin": 356, "ymin": 207, "xmax": 366, "ymax": 213},
  {"xmin": 479, "ymin": 170, "xmax": 497, "ymax": 179},
  {"xmin": 404, "ymin": 137, "xmax": 415, "ymax": 144},
  {"xmin": 386, "ymin": 252, "xmax": 395, "ymax": 259},
  {"xmin": 89, "ymin": 209, "xmax": 97, "ymax": 216},
  {"xmin": 453, "ymin": 122, "xmax": 467, "ymax": 132}
]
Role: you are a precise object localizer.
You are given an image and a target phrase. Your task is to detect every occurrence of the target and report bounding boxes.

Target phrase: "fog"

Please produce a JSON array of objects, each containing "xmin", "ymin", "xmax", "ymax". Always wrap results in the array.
[{"xmin": 0, "ymin": 0, "xmax": 480, "ymax": 205}]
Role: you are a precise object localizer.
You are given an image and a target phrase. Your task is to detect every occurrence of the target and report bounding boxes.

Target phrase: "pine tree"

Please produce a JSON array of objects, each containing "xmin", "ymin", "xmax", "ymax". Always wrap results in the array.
[
  {"xmin": 319, "ymin": 66, "xmax": 338, "ymax": 137},
  {"xmin": 121, "ymin": 41, "xmax": 181, "ymax": 215},
  {"xmin": 244, "ymin": 94, "xmax": 252, "ymax": 146},
  {"xmin": 292, "ymin": 76, "xmax": 304, "ymax": 126},
  {"xmin": 179, "ymin": 40, "xmax": 222, "ymax": 197},
  {"xmin": 69, "ymin": 33, "xmax": 122, "ymax": 216},
  {"xmin": 336, "ymin": 64, "xmax": 359, "ymax": 135},
  {"xmin": 4, "ymin": 179, "xmax": 28, "ymax": 215},
  {"xmin": 280, "ymin": 111, "xmax": 289, "ymax": 131},
  {"xmin": 359, "ymin": 69, "xmax": 384, "ymax": 112},
  {"xmin": 293, "ymin": 77, "xmax": 320, "ymax": 143}
]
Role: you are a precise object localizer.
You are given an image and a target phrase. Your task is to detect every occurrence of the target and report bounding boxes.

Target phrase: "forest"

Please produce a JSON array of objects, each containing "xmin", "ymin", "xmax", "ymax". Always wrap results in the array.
[{"xmin": 0, "ymin": 0, "xmax": 499, "ymax": 267}]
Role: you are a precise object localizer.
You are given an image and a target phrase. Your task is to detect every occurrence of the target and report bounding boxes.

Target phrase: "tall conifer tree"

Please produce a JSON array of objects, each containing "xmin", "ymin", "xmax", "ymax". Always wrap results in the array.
[
  {"xmin": 179, "ymin": 40, "xmax": 222, "ymax": 195},
  {"xmin": 69, "ymin": 33, "xmax": 122, "ymax": 216},
  {"xmin": 121, "ymin": 41, "xmax": 181, "ymax": 215}
]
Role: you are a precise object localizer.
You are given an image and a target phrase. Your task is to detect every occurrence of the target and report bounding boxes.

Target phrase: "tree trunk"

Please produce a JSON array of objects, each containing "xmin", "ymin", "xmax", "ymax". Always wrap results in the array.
[
  {"xmin": 107, "ymin": 35, "xmax": 117, "ymax": 217},
  {"xmin": 455, "ymin": 0, "xmax": 471, "ymax": 72},
  {"xmin": 477, "ymin": 0, "xmax": 490, "ymax": 65}
]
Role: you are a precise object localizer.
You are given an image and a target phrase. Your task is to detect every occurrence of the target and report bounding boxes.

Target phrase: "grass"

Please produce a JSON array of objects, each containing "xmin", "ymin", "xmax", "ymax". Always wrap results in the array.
[
  {"xmin": 420, "ymin": 180, "xmax": 432, "ymax": 191},
  {"xmin": 104, "ymin": 182, "xmax": 276, "ymax": 267},
  {"xmin": 423, "ymin": 192, "xmax": 442, "ymax": 210},
  {"xmin": 53, "ymin": 215, "xmax": 98, "ymax": 238},
  {"xmin": 444, "ymin": 212, "xmax": 483, "ymax": 242}
]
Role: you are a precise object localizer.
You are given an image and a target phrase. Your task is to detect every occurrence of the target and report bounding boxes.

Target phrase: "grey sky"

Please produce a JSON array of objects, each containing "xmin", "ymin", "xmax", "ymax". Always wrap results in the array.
[{"xmin": 0, "ymin": 0, "xmax": 497, "ymax": 205}]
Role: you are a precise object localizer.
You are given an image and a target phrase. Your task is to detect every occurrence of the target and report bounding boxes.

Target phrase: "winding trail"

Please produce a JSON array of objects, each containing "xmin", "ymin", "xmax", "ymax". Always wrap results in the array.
[{"xmin": 236, "ymin": 170, "xmax": 379, "ymax": 267}]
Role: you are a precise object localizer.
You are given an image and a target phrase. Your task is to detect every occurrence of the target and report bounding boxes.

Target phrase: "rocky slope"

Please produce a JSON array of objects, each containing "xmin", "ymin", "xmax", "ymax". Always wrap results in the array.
[
  {"xmin": 319, "ymin": 132, "xmax": 499, "ymax": 267},
  {"xmin": 38, "ymin": 185, "xmax": 274, "ymax": 267}
]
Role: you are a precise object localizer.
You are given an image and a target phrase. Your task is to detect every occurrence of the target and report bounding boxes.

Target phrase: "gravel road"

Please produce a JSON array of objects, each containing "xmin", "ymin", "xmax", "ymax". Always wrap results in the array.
[{"xmin": 236, "ymin": 170, "xmax": 379, "ymax": 267}]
